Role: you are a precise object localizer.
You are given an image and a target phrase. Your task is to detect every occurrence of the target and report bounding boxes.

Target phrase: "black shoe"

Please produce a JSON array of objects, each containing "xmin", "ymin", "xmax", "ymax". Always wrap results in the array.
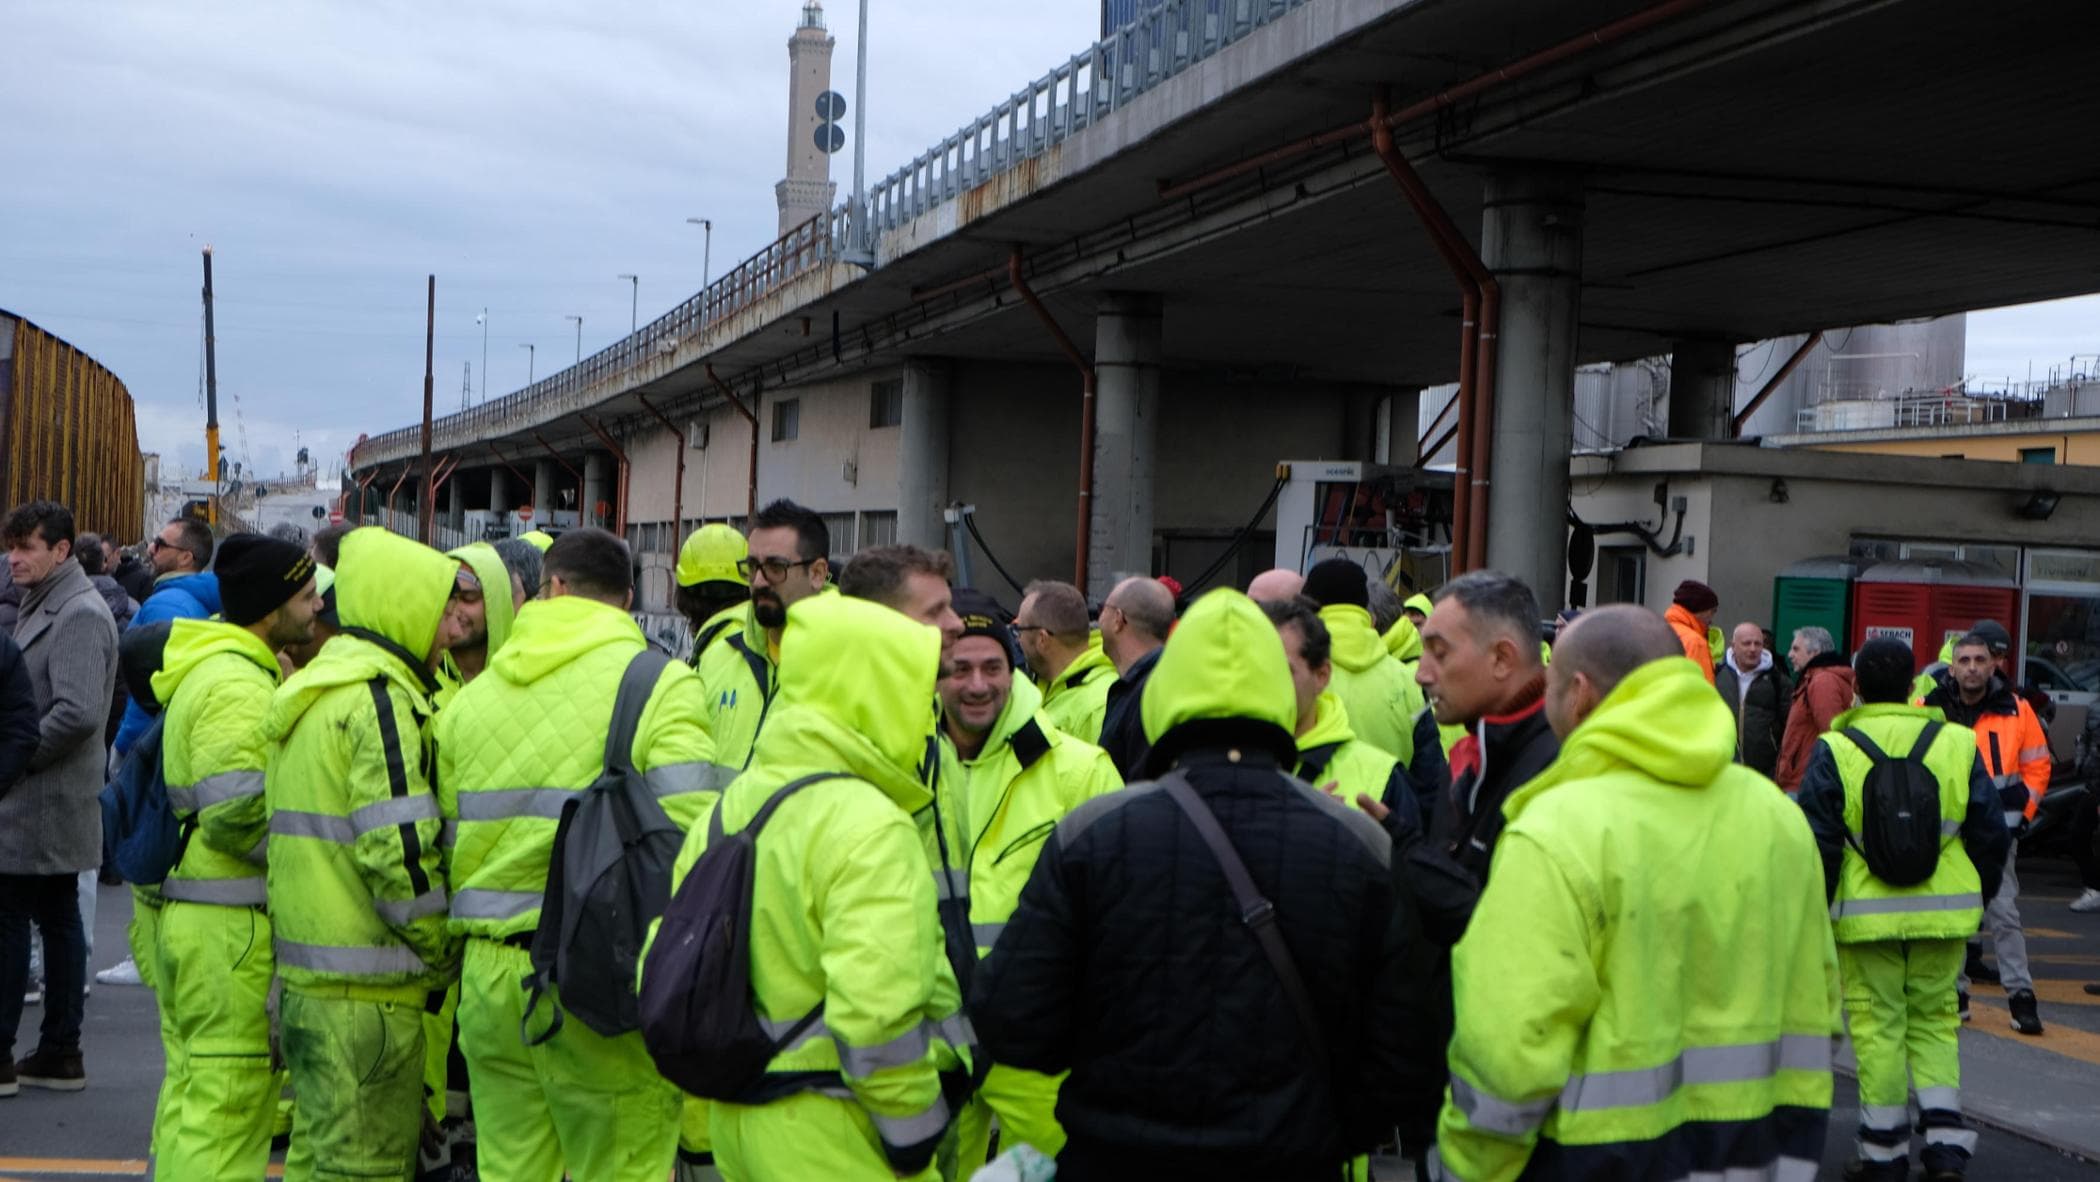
[
  {"xmin": 0, "ymin": 1058, "xmax": 15, "ymax": 1099},
  {"xmin": 1963, "ymin": 947, "xmax": 1998, "ymax": 985},
  {"xmin": 1841, "ymin": 1158, "xmax": 1906, "ymax": 1181},
  {"xmin": 2009, "ymin": 989, "xmax": 2044, "ymax": 1035},
  {"xmin": 2085, "ymin": 982, "xmax": 2100, "ymax": 997},
  {"xmin": 16, "ymin": 1048, "xmax": 85, "ymax": 1092},
  {"xmin": 1957, "ymin": 989, "xmax": 1971, "ymax": 1023},
  {"xmin": 1922, "ymin": 1163, "xmax": 1968, "ymax": 1182}
]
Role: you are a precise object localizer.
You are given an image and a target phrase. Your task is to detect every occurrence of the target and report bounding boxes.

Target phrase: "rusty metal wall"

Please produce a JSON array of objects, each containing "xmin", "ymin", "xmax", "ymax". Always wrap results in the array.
[{"xmin": 0, "ymin": 313, "xmax": 146, "ymax": 543}]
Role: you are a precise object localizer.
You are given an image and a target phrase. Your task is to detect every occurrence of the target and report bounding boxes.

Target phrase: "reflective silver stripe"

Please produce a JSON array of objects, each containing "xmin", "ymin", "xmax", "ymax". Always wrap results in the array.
[
  {"xmin": 272, "ymin": 809, "xmax": 356, "ymax": 843},
  {"xmin": 1861, "ymin": 1139, "xmax": 1909, "ymax": 1162},
  {"xmin": 759, "ymin": 1012, "xmax": 831, "ymax": 1052},
  {"xmin": 167, "ymin": 769, "xmax": 267, "ymax": 815},
  {"xmin": 275, "ymin": 937, "xmax": 429, "ymax": 976},
  {"xmin": 933, "ymin": 869, "xmax": 969, "ymax": 901},
  {"xmin": 972, "ymin": 922, "xmax": 1004, "ymax": 948},
  {"xmin": 1859, "ymin": 1103, "xmax": 1908, "ymax": 1130},
  {"xmin": 645, "ymin": 761, "xmax": 735, "ymax": 799},
  {"xmin": 1830, "ymin": 893, "xmax": 1979, "ymax": 920},
  {"xmin": 1559, "ymin": 1035, "xmax": 1830, "ymax": 1113},
  {"xmin": 1683, "ymin": 1162, "xmax": 1819, "ymax": 1182},
  {"xmin": 1450, "ymin": 1075, "xmax": 1554, "ymax": 1136},
  {"xmin": 1915, "ymin": 1086, "xmax": 1960, "ymax": 1112},
  {"xmin": 448, "ymin": 888, "xmax": 540, "ymax": 921},
  {"xmin": 439, "ymin": 820, "xmax": 459, "ymax": 848},
  {"xmin": 352, "ymin": 794, "xmax": 441, "ymax": 835},
  {"xmin": 162, "ymin": 877, "xmax": 268, "ymax": 906},
  {"xmin": 837, "ymin": 1025, "xmax": 932, "ymax": 1078},
  {"xmin": 1940, "ymin": 819, "xmax": 1962, "ymax": 837},
  {"xmin": 243, "ymin": 836, "xmax": 268, "ymax": 867},
  {"xmin": 1922, "ymin": 1128, "xmax": 1978, "ymax": 1153},
  {"xmin": 455, "ymin": 787, "xmax": 578, "ymax": 822},
  {"xmin": 936, "ymin": 1012, "xmax": 977, "ymax": 1051},
  {"xmin": 870, "ymin": 1096, "xmax": 950, "ymax": 1148},
  {"xmin": 374, "ymin": 888, "xmax": 449, "ymax": 926}
]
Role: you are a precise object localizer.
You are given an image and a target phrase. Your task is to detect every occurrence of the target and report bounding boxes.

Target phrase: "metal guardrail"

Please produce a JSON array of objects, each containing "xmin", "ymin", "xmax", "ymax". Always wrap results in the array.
[{"xmin": 355, "ymin": 0, "xmax": 1309, "ymax": 468}]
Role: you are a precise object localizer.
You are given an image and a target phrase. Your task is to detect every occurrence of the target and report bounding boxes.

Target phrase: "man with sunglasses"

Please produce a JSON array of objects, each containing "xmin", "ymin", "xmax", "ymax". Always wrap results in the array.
[{"xmin": 694, "ymin": 499, "xmax": 833, "ymax": 769}]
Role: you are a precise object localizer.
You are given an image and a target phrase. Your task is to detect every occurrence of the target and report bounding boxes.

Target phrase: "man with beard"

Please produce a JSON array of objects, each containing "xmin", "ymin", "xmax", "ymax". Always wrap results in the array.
[
  {"xmin": 695, "ymin": 500, "xmax": 832, "ymax": 769},
  {"xmin": 435, "ymin": 542, "xmax": 525, "ymax": 705},
  {"xmin": 148, "ymin": 535, "xmax": 322, "ymax": 1173}
]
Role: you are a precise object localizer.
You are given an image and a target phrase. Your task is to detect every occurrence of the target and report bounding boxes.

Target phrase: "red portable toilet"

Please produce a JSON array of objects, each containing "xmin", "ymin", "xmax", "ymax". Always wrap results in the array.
[{"xmin": 1852, "ymin": 560, "xmax": 2021, "ymax": 673}]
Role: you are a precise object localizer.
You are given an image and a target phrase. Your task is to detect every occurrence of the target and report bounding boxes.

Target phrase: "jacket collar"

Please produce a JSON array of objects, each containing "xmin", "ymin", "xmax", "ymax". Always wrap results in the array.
[
  {"xmin": 16, "ymin": 559, "xmax": 92, "ymax": 648},
  {"xmin": 1723, "ymin": 647, "xmax": 1774, "ymax": 677},
  {"xmin": 1801, "ymin": 650, "xmax": 1849, "ymax": 674},
  {"xmin": 1136, "ymin": 715, "xmax": 1298, "ymax": 781}
]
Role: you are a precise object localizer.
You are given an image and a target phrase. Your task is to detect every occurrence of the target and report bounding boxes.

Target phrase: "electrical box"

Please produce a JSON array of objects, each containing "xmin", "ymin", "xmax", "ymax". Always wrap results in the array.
[{"xmin": 1271, "ymin": 460, "xmax": 1452, "ymax": 587}]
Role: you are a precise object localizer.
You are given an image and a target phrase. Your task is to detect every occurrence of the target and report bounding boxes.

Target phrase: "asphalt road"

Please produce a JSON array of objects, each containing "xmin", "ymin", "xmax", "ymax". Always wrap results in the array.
[{"xmin": 4, "ymin": 873, "xmax": 2097, "ymax": 1180}]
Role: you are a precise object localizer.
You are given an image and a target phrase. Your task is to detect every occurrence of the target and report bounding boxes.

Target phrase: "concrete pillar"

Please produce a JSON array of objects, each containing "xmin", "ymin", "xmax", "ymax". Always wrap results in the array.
[
  {"xmin": 1667, "ymin": 338, "xmax": 1737, "ymax": 440},
  {"xmin": 1088, "ymin": 292, "xmax": 1164, "ymax": 601},
  {"xmin": 534, "ymin": 460, "xmax": 556, "ymax": 519},
  {"xmin": 1481, "ymin": 172, "xmax": 1584, "ymax": 614},
  {"xmin": 897, "ymin": 359, "xmax": 952, "ymax": 551},
  {"xmin": 583, "ymin": 453, "xmax": 610, "ymax": 529},
  {"xmin": 1378, "ymin": 387, "xmax": 1422, "ymax": 466},
  {"xmin": 489, "ymin": 467, "xmax": 510, "ymax": 516},
  {"xmin": 1344, "ymin": 389, "xmax": 1382, "ymax": 462},
  {"xmin": 446, "ymin": 475, "xmax": 464, "ymax": 532}
]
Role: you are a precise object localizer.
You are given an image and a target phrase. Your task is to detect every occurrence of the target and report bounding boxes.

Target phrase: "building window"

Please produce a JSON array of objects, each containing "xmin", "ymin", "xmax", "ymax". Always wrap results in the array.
[
  {"xmin": 859, "ymin": 510, "xmax": 898, "ymax": 548},
  {"xmin": 820, "ymin": 512, "xmax": 857, "ymax": 557},
  {"xmin": 869, "ymin": 379, "xmax": 903, "ymax": 429},
  {"xmin": 2020, "ymin": 446, "xmax": 2056, "ymax": 464},
  {"xmin": 771, "ymin": 398, "xmax": 800, "ymax": 442},
  {"xmin": 1597, "ymin": 545, "xmax": 1645, "ymax": 606}
]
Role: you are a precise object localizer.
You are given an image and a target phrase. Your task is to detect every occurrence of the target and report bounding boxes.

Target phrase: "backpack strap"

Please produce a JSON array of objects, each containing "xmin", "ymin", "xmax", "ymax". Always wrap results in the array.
[
  {"xmin": 1906, "ymin": 721, "xmax": 1944, "ymax": 762},
  {"xmin": 1296, "ymin": 743, "xmax": 1341, "ymax": 784},
  {"xmin": 1158, "ymin": 771, "xmax": 1332, "ymax": 1083},
  {"xmin": 1840, "ymin": 727, "xmax": 1888, "ymax": 764},
  {"xmin": 706, "ymin": 772, "xmax": 854, "ymax": 845},
  {"xmin": 604, "ymin": 650, "xmax": 673, "ymax": 777}
]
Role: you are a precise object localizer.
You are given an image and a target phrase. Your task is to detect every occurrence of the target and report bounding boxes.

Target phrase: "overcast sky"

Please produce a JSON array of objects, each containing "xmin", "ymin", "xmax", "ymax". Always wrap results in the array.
[{"xmin": 3, "ymin": 1, "xmax": 2095, "ymax": 482}]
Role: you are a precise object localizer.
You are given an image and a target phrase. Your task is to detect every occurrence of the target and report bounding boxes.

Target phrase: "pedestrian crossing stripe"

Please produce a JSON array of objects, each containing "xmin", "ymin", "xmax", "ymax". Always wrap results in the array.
[
  {"xmin": 1964, "ymin": 996, "xmax": 2100, "ymax": 1067},
  {"xmin": 0, "ymin": 1165, "xmax": 282, "ymax": 1180}
]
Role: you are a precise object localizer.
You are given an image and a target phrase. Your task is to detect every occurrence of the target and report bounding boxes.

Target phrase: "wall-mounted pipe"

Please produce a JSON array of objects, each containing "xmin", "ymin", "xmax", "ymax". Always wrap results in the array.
[
  {"xmin": 1369, "ymin": 98, "xmax": 1499, "ymax": 573},
  {"xmin": 385, "ymin": 467, "xmax": 410, "ymax": 519},
  {"xmin": 635, "ymin": 393, "xmax": 687, "ymax": 543},
  {"xmin": 353, "ymin": 470, "xmax": 378, "ymax": 524},
  {"xmin": 1007, "ymin": 248, "xmax": 1097, "ymax": 589},
  {"xmin": 1731, "ymin": 330, "xmax": 1824, "ymax": 436},
  {"xmin": 579, "ymin": 415, "xmax": 631, "ymax": 539},
  {"xmin": 429, "ymin": 454, "xmax": 461, "ymax": 494},
  {"xmin": 706, "ymin": 364, "xmax": 761, "ymax": 521}
]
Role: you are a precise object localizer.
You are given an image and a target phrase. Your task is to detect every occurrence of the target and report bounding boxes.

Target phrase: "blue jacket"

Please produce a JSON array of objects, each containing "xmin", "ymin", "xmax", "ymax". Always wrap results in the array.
[{"xmin": 113, "ymin": 573, "xmax": 221, "ymax": 754}]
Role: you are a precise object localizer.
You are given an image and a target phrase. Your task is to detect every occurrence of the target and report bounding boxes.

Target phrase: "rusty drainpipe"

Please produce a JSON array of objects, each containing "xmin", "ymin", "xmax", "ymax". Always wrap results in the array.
[
  {"xmin": 385, "ymin": 466, "xmax": 411, "ymax": 523},
  {"xmin": 579, "ymin": 415, "xmax": 631, "ymax": 539},
  {"xmin": 531, "ymin": 431, "xmax": 583, "ymax": 524},
  {"xmin": 706, "ymin": 364, "xmax": 761, "ymax": 521},
  {"xmin": 1369, "ymin": 98, "xmax": 1499, "ymax": 572},
  {"xmin": 634, "ymin": 394, "xmax": 687, "ymax": 543},
  {"xmin": 1731, "ymin": 331, "xmax": 1824, "ymax": 437},
  {"xmin": 430, "ymin": 454, "xmax": 461, "ymax": 493},
  {"xmin": 1006, "ymin": 248, "xmax": 1097, "ymax": 589},
  {"xmin": 354, "ymin": 470, "xmax": 378, "ymax": 524}
]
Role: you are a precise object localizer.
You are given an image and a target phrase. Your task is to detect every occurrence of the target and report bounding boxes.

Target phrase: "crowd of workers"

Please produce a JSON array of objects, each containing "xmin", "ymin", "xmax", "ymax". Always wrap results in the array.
[{"xmin": 0, "ymin": 494, "xmax": 2086, "ymax": 1182}]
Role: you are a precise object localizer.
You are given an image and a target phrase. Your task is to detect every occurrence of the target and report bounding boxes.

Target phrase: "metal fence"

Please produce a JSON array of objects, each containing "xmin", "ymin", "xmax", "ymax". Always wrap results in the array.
[{"xmin": 355, "ymin": 0, "xmax": 1309, "ymax": 468}]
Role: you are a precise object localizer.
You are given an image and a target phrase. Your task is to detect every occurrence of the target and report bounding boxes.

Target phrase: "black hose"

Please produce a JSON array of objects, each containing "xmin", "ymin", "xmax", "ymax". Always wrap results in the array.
[
  {"xmin": 963, "ymin": 513, "xmax": 1028, "ymax": 597},
  {"xmin": 1181, "ymin": 475, "xmax": 1289, "ymax": 597}
]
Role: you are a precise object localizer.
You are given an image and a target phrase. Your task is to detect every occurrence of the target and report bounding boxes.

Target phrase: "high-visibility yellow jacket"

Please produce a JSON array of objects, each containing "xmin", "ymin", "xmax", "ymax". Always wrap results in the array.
[
  {"xmin": 694, "ymin": 589, "xmax": 836, "ymax": 769},
  {"xmin": 432, "ymin": 541, "xmax": 518, "ymax": 711},
  {"xmin": 1795, "ymin": 702, "xmax": 2009, "ymax": 944},
  {"xmin": 155, "ymin": 619, "xmax": 281, "ymax": 907},
  {"xmin": 263, "ymin": 527, "xmax": 458, "ymax": 990},
  {"xmin": 435, "ymin": 593, "xmax": 727, "ymax": 942},
  {"xmin": 1037, "ymin": 646, "xmax": 1116, "ymax": 744},
  {"xmin": 1293, "ymin": 690, "xmax": 1414, "ymax": 820},
  {"xmin": 1437, "ymin": 657, "xmax": 1841, "ymax": 1181},
  {"xmin": 657, "ymin": 594, "xmax": 966, "ymax": 1174},
  {"xmin": 1319, "ymin": 604, "xmax": 1426, "ymax": 767}
]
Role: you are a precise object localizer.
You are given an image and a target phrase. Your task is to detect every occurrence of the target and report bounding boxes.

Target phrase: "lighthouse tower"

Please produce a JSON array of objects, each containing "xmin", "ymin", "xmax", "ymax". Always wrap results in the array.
[{"xmin": 777, "ymin": 1, "xmax": 839, "ymax": 236}]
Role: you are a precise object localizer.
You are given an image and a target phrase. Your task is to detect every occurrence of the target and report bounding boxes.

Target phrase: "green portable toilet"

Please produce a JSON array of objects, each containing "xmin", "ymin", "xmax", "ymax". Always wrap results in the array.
[{"xmin": 1774, "ymin": 556, "xmax": 1859, "ymax": 663}]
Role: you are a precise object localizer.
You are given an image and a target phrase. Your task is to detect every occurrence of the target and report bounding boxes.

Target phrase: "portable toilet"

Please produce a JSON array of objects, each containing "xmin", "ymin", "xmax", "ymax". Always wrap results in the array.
[
  {"xmin": 1852, "ymin": 560, "xmax": 2021, "ymax": 673},
  {"xmin": 1773, "ymin": 556, "xmax": 1859, "ymax": 660}
]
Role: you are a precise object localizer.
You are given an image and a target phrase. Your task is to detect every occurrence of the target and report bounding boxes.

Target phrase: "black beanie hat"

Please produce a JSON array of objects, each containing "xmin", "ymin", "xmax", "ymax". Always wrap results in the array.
[
  {"xmin": 216, "ymin": 534, "xmax": 317, "ymax": 626},
  {"xmin": 951, "ymin": 586, "xmax": 1023, "ymax": 670},
  {"xmin": 1302, "ymin": 558, "xmax": 1370, "ymax": 609},
  {"xmin": 1672, "ymin": 579, "xmax": 1720, "ymax": 614}
]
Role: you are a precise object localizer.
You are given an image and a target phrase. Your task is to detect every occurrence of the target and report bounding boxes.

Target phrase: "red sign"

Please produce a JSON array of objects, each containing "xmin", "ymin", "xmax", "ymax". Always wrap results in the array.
[
  {"xmin": 516, "ymin": 504, "xmax": 535, "ymax": 523},
  {"xmin": 328, "ymin": 508, "xmax": 344, "ymax": 525}
]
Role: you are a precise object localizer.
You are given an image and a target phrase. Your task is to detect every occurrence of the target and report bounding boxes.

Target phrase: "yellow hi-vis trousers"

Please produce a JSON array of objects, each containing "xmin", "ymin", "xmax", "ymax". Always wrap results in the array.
[
  {"xmin": 1838, "ymin": 938, "xmax": 1976, "ymax": 1169},
  {"xmin": 154, "ymin": 900, "xmax": 276, "ymax": 1180}
]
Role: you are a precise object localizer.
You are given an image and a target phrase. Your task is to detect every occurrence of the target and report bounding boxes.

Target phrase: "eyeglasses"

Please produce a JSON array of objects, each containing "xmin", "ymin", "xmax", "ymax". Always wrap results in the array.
[
  {"xmin": 1009, "ymin": 623, "xmax": 1048, "ymax": 639},
  {"xmin": 148, "ymin": 538, "xmax": 169, "ymax": 551},
  {"xmin": 738, "ymin": 556, "xmax": 815, "ymax": 583}
]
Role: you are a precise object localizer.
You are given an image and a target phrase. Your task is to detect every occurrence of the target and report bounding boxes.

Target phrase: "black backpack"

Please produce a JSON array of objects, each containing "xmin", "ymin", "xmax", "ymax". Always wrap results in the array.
[
  {"xmin": 638, "ymin": 772, "xmax": 846, "ymax": 1100},
  {"xmin": 1841, "ymin": 723, "xmax": 1946, "ymax": 887},
  {"xmin": 520, "ymin": 650, "xmax": 686, "ymax": 1043}
]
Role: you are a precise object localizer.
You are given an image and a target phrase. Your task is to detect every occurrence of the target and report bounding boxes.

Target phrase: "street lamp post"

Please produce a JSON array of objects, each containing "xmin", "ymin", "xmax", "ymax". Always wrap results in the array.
[
  {"xmin": 849, "ymin": 0, "xmax": 870, "ymax": 261},
  {"xmin": 519, "ymin": 342, "xmax": 535, "ymax": 385},
  {"xmin": 617, "ymin": 274, "xmax": 638, "ymax": 334},
  {"xmin": 565, "ymin": 315, "xmax": 583, "ymax": 363},
  {"xmin": 476, "ymin": 308, "xmax": 489, "ymax": 404},
  {"xmin": 686, "ymin": 217, "xmax": 713, "ymax": 313}
]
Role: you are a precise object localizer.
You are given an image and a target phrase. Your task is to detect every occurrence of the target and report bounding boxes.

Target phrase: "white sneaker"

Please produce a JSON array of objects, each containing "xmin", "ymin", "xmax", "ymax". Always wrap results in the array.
[
  {"xmin": 23, "ymin": 984, "xmax": 42, "ymax": 1006},
  {"xmin": 94, "ymin": 957, "xmax": 144, "ymax": 987},
  {"xmin": 2072, "ymin": 888, "xmax": 2100, "ymax": 914}
]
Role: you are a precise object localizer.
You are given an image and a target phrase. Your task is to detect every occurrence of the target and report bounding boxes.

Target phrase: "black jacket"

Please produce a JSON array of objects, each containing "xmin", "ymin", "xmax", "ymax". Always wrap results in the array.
[
  {"xmin": 1716, "ymin": 655, "xmax": 1791, "ymax": 779},
  {"xmin": 112, "ymin": 555, "xmax": 155, "ymax": 606},
  {"xmin": 0, "ymin": 632, "xmax": 43, "ymax": 795},
  {"xmin": 970, "ymin": 719, "xmax": 1438, "ymax": 1182},
  {"xmin": 1095, "ymin": 646, "xmax": 1162, "ymax": 778}
]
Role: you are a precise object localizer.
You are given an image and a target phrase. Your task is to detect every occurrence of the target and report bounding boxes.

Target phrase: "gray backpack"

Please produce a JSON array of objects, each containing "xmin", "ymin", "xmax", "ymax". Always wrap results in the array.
[{"xmin": 521, "ymin": 649, "xmax": 684, "ymax": 1043}]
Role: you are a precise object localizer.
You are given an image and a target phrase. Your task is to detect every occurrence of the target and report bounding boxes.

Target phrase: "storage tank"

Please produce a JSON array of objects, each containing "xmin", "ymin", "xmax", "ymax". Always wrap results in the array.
[
  {"xmin": 1851, "ymin": 559, "xmax": 2020, "ymax": 674},
  {"xmin": 0, "ymin": 311, "xmax": 146, "ymax": 542}
]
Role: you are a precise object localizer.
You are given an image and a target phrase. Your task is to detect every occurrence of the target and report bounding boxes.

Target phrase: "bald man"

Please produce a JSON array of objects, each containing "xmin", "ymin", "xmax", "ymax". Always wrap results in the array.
[
  {"xmin": 1436, "ymin": 605, "xmax": 1839, "ymax": 1181},
  {"xmin": 1716, "ymin": 620, "xmax": 1790, "ymax": 780},
  {"xmin": 1247, "ymin": 568, "xmax": 1304, "ymax": 603},
  {"xmin": 1096, "ymin": 577, "xmax": 1176, "ymax": 777}
]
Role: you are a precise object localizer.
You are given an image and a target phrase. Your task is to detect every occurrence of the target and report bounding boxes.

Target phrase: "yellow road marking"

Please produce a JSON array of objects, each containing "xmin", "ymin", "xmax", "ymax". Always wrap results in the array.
[
  {"xmin": 1965, "ymin": 997, "xmax": 2100, "ymax": 1065},
  {"xmin": 0, "ymin": 1163, "xmax": 146, "ymax": 1177},
  {"xmin": 1971, "ymin": 981, "xmax": 2100, "ymax": 1007},
  {"xmin": 2023, "ymin": 926, "xmax": 2080, "ymax": 940}
]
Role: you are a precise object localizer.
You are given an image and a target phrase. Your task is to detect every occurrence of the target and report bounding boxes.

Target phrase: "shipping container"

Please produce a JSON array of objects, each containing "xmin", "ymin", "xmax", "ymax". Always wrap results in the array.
[{"xmin": 0, "ymin": 310, "xmax": 146, "ymax": 542}]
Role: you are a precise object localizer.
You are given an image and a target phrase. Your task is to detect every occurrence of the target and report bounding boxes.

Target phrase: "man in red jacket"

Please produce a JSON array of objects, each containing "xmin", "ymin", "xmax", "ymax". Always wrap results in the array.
[{"xmin": 1777, "ymin": 625, "xmax": 1855, "ymax": 793}]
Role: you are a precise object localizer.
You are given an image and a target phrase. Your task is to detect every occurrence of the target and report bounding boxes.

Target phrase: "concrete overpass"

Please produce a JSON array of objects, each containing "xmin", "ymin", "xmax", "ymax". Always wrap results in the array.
[{"xmin": 349, "ymin": 0, "xmax": 2100, "ymax": 610}]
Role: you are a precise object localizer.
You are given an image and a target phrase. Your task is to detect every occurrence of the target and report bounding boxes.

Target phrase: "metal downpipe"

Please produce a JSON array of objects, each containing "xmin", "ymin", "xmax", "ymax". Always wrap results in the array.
[
  {"xmin": 706, "ymin": 364, "xmax": 762, "ymax": 521},
  {"xmin": 1007, "ymin": 248, "xmax": 1098, "ymax": 589}
]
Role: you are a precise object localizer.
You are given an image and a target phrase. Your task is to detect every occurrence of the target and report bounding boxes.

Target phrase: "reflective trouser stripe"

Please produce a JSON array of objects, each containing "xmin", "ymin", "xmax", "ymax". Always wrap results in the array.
[
  {"xmin": 375, "ymin": 888, "xmax": 449, "ymax": 925},
  {"xmin": 275, "ymin": 937, "xmax": 429, "ymax": 977},
  {"xmin": 1557, "ymin": 1034, "xmax": 1831, "ymax": 1112},
  {"xmin": 1916, "ymin": 1086, "xmax": 1976, "ymax": 1152},
  {"xmin": 1859, "ymin": 1103, "xmax": 1907, "ymax": 1131},
  {"xmin": 162, "ymin": 876, "xmax": 268, "ymax": 906},
  {"xmin": 449, "ymin": 888, "xmax": 539, "ymax": 921},
  {"xmin": 971, "ymin": 922, "xmax": 1004, "ymax": 950},
  {"xmin": 166, "ymin": 769, "xmax": 266, "ymax": 814},
  {"xmin": 870, "ymin": 1096, "xmax": 950, "ymax": 1149},
  {"xmin": 1831, "ymin": 893, "xmax": 1979, "ymax": 920},
  {"xmin": 1916, "ymin": 1086, "xmax": 1959, "ymax": 1112}
]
